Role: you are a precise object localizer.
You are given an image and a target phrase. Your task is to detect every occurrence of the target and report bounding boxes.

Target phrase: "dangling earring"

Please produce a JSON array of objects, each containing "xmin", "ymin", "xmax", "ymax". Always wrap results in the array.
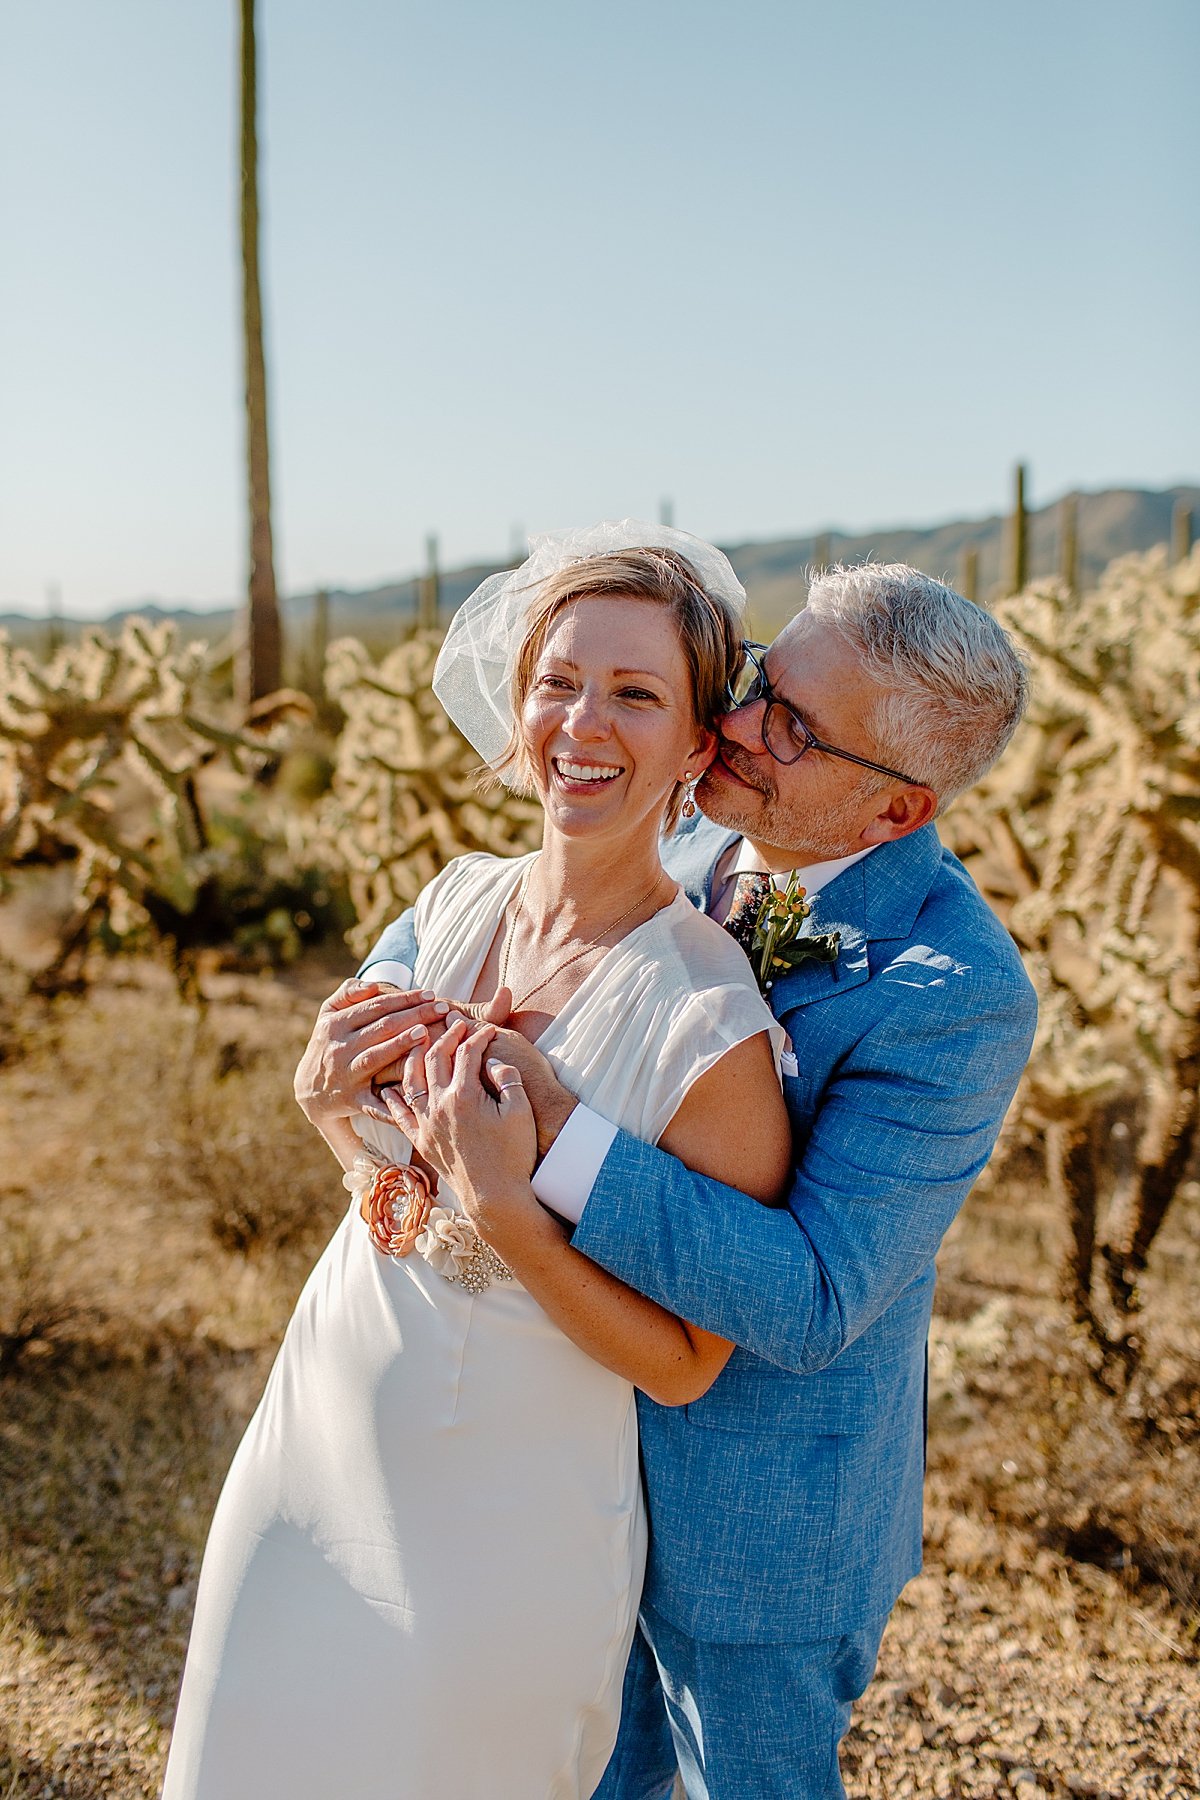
[{"xmin": 681, "ymin": 774, "xmax": 698, "ymax": 820}]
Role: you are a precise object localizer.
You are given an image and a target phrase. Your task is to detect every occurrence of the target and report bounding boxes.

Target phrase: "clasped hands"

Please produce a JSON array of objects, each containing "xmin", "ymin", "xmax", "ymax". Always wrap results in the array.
[{"xmin": 294, "ymin": 978, "xmax": 575, "ymax": 1253}]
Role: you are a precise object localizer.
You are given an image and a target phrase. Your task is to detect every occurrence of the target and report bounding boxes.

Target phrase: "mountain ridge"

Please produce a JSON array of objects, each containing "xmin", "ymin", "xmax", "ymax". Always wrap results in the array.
[{"xmin": 3, "ymin": 482, "xmax": 1195, "ymax": 649}]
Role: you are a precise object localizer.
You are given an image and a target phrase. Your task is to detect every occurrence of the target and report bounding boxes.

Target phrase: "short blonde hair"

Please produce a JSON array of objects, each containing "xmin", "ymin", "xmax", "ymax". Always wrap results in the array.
[{"xmin": 492, "ymin": 547, "xmax": 742, "ymax": 830}]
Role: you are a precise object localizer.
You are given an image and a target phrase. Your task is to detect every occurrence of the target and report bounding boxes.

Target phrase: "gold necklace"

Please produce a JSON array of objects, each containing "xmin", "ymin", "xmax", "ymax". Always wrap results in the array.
[{"xmin": 499, "ymin": 866, "xmax": 670, "ymax": 1013}]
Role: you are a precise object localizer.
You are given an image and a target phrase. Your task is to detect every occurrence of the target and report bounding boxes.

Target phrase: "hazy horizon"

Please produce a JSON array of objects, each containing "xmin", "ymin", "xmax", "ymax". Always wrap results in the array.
[{"xmin": 2, "ymin": 474, "xmax": 1195, "ymax": 623}]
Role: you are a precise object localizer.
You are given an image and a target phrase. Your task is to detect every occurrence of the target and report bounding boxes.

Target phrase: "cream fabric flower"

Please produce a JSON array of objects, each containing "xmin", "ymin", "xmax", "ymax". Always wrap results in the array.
[{"xmin": 416, "ymin": 1206, "xmax": 476, "ymax": 1274}]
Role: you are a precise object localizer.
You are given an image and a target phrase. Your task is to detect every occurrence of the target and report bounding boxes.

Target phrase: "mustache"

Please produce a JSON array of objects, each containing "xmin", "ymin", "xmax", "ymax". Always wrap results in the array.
[{"xmin": 712, "ymin": 743, "xmax": 772, "ymax": 795}]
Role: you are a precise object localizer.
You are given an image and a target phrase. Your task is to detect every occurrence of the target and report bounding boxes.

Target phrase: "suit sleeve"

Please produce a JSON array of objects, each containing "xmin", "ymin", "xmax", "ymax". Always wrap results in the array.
[
  {"xmin": 356, "ymin": 907, "xmax": 420, "ymax": 979},
  {"xmin": 570, "ymin": 958, "xmax": 1036, "ymax": 1374}
]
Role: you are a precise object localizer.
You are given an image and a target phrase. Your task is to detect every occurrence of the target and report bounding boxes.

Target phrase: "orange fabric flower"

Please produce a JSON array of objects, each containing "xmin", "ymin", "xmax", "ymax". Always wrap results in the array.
[{"xmin": 364, "ymin": 1164, "xmax": 434, "ymax": 1259}]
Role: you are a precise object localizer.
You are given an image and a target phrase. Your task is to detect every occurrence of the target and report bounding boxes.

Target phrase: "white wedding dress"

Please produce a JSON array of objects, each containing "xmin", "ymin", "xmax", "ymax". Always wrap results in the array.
[{"xmin": 162, "ymin": 852, "xmax": 780, "ymax": 1800}]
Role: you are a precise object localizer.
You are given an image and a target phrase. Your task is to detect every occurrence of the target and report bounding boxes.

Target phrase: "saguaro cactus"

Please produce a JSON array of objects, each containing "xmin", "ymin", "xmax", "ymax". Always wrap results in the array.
[
  {"xmin": 1058, "ymin": 493, "xmax": 1079, "ymax": 596},
  {"xmin": 1007, "ymin": 462, "xmax": 1029, "ymax": 595},
  {"xmin": 419, "ymin": 536, "xmax": 441, "ymax": 631}
]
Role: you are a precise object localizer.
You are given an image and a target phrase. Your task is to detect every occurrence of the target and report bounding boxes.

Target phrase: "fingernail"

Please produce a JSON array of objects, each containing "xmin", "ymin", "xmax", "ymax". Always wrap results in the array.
[
  {"xmin": 432, "ymin": 1002, "xmax": 449, "ymax": 1016},
  {"xmin": 408, "ymin": 1025, "xmax": 428, "ymax": 1043},
  {"xmin": 420, "ymin": 990, "xmax": 435, "ymax": 1001},
  {"xmin": 446, "ymin": 1011, "xmax": 464, "ymax": 1027}
]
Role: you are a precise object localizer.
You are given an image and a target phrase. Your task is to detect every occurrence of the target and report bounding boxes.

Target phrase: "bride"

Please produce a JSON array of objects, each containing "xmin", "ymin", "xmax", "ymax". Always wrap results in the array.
[{"xmin": 161, "ymin": 522, "xmax": 792, "ymax": 1800}]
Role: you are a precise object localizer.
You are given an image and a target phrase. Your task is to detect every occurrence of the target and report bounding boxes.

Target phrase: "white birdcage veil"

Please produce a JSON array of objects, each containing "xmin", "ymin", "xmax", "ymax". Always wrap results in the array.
[{"xmin": 431, "ymin": 519, "xmax": 748, "ymax": 769}]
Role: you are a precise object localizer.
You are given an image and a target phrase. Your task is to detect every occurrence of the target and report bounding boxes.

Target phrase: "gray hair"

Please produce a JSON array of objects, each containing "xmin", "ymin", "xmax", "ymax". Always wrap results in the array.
[{"xmin": 801, "ymin": 563, "xmax": 1029, "ymax": 807}]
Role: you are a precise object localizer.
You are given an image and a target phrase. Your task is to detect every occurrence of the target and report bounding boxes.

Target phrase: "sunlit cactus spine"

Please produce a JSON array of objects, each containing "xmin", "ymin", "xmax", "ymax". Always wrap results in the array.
[
  {"xmin": 0, "ymin": 617, "xmax": 308, "ymax": 991},
  {"xmin": 316, "ymin": 630, "xmax": 542, "ymax": 956},
  {"xmin": 942, "ymin": 545, "xmax": 1200, "ymax": 1391}
]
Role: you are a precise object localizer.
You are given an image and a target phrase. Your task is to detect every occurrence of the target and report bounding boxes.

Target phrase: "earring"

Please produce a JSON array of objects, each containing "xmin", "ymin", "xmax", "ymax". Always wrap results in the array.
[{"xmin": 681, "ymin": 774, "xmax": 698, "ymax": 820}]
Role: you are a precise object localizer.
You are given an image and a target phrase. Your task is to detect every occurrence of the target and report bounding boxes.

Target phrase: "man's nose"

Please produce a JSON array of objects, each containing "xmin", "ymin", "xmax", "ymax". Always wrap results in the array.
[{"xmin": 718, "ymin": 696, "xmax": 769, "ymax": 755}]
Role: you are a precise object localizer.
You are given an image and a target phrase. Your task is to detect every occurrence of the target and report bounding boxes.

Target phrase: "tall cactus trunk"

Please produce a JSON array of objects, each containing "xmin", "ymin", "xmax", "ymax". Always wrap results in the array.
[
  {"xmin": 311, "ymin": 587, "xmax": 329, "ymax": 698},
  {"xmin": 238, "ymin": 0, "xmax": 282, "ymax": 706},
  {"xmin": 1007, "ymin": 462, "xmax": 1028, "ymax": 595},
  {"xmin": 419, "ymin": 534, "xmax": 440, "ymax": 631},
  {"xmin": 1059, "ymin": 493, "xmax": 1079, "ymax": 596}
]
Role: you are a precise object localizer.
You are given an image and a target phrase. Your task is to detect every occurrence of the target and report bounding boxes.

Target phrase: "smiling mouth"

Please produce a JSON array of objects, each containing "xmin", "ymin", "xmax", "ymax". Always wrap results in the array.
[{"xmin": 552, "ymin": 757, "xmax": 625, "ymax": 786}]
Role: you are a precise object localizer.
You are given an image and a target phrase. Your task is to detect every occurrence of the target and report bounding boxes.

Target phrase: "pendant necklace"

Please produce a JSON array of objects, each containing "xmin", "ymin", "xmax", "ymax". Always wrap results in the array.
[{"xmin": 499, "ymin": 866, "xmax": 670, "ymax": 1014}]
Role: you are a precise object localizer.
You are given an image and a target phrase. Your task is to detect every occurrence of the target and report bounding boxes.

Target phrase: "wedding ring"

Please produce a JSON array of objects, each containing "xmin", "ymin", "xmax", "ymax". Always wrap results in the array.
[
  {"xmin": 497, "ymin": 1080, "xmax": 523, "ymax": 1092},
  {"xmin": 402, "ymin": 1088, "xmax": 428, "ymax": 1104}
]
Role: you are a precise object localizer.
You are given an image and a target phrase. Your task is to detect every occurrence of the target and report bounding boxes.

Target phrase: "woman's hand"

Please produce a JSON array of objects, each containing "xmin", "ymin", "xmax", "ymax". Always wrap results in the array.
[
  {"xmin": 294, "ymin": 979, "xmax": 453, "ymax": 1130},
  {"xmin": 381, "ymin": 1019, "xmax": 541, "ymax": 1249}
]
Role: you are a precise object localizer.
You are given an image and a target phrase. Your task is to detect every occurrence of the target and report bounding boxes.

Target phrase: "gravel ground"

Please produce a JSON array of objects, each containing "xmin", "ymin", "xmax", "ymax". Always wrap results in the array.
[{"xmin": 2, "ymin": 973, "xmax": 1197, "ymax": 1799}]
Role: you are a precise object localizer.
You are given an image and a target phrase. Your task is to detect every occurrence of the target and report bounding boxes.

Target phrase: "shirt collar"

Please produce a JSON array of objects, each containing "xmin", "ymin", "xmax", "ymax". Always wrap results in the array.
[{"xmin": 726, "ymin": 836, "xmax": 878, "ymax": 899}]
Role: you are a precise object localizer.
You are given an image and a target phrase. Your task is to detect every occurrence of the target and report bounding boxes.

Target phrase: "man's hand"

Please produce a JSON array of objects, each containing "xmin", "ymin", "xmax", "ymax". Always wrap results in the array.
[
  {"xmin": 373, "ymin": 988, "xmax": 577, "ymax": 1161},
  {"xmin": 478, "ymin": 1025, "xmax": 576, "ymax": 1162},
  {"xmin": 294, "ymin": 979, "xmax": 454, "ymax": 1130}
]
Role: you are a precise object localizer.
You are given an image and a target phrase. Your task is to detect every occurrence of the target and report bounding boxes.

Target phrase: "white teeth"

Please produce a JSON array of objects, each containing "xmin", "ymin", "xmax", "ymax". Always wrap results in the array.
[{"xmin": 555, "ymin": 759, "xmax": 622, "ymax": 783}]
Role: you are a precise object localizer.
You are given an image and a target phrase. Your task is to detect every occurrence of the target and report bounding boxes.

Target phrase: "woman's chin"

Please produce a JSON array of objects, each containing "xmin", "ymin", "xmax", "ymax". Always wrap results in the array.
[{"xmin": 537, "ymin": 784, "xmax": 665, "ymax": 844}]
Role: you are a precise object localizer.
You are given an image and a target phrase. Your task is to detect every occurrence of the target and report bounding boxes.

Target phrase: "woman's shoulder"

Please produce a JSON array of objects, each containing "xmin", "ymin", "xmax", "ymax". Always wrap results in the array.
[
  {"xmin": 625, "ymin": 894, "xmax": 777, "ymax": 1039},
  {"xmin": 591, "ymin": 892, "xmax": 782, "ymax": 1144},
  {"xmin": 650, "ymin": 892, "xmax": 766, "ymax": 993},
  {"xmin": 413, "ymin": 850, "xmax": 534, "ymax": 930}
]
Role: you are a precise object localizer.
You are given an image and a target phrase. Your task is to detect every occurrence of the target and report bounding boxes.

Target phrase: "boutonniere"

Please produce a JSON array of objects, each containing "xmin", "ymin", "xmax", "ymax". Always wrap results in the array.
[{"xmin": 726, "ymin": 870, "xmax": 841, "ymax": 992}]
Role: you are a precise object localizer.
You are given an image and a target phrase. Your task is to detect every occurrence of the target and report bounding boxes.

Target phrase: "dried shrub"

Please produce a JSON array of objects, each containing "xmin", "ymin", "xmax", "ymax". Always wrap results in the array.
[{"xmin": 0, "ymin": 1219, "xmax": 81, "ymax": 1375}]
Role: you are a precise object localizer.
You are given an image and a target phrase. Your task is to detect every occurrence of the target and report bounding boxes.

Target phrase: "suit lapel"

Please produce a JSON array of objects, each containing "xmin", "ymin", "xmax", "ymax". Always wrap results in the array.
[
  {"xmin": 665, "ymin": 816, "xmax": 946, "ymax": 1016},
  {"xmin": 765, "ymin": 825, "xmax": 944, "ymax": 1015}
]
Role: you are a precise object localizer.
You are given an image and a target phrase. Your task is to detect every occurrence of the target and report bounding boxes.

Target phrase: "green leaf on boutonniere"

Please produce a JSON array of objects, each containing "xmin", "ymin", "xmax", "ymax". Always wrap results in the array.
[
  {"xmin": 726, "ymin": 869, "xmax": 842, "ymax": 993},
  {"xmin": 763, "ymin": 930, "xmax": 841, "ymax": 984}
]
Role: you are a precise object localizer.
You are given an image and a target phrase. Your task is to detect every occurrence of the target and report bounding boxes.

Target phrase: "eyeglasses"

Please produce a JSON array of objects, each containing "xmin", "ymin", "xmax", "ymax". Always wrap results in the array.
[{"xmin": 727, "ymin": 643, "xmax": 926, "ymax": 787}]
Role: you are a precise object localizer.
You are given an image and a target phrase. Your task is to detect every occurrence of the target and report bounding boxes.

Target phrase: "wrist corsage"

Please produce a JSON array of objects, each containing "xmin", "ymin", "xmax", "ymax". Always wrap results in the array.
[{"xmin": 725, "ymin": 870, "xmax": 841, "ymax": 992}]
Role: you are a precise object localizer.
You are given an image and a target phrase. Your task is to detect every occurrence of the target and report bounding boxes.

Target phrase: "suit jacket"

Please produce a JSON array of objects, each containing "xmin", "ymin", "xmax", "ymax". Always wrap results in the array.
[{"xmin": 360, "ymin": 819, "xmax": 1037, "ymax": 1643}]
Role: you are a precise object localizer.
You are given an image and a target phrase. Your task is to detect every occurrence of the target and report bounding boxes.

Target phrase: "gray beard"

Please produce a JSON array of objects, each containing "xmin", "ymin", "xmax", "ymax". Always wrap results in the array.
[{"xmin": 698, "ymin": 772, "xmax": 879, "ymax": 863}]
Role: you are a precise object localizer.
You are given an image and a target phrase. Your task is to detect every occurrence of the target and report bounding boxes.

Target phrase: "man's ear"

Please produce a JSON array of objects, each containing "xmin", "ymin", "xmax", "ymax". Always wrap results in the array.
[{"xmin": 862, "ymin": 784, "xmax": 938, "ymax": 844}]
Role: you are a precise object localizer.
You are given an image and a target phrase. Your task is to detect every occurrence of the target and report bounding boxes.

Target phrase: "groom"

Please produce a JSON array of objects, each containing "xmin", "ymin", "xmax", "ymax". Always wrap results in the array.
[{"xmin": 305, "ymin": 562, "xmax": 1037, "ymax": 1798}]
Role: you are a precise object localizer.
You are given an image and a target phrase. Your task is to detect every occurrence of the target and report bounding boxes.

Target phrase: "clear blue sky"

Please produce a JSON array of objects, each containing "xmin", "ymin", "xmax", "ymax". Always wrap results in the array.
[{"xmin": 2, "ymin": 0, "xmax": 1196, "ymax": 617}]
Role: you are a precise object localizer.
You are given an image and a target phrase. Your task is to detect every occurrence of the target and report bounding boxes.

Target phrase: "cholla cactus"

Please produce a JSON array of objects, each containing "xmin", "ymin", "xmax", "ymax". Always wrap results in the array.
[
  {"xmin": 0, "ymin": 617, "xmax": 301, "ymax": 987},
  {"xmin": 943, "ymin": 546, "xmax": 1200, "ymax": 1382},
  {"xmin": 317, "ymin": 630, "xmax": 542, "ymax": 955}
]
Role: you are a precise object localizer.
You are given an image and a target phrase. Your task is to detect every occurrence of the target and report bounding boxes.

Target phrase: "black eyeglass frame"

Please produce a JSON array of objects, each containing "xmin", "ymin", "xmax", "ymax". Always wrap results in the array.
[{"xmin": 727, "ymin": 642, "xmax": 928, "ymax": 789}]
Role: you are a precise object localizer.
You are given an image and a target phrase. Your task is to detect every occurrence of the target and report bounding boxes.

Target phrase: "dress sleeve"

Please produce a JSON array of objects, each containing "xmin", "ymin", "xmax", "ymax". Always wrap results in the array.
[{"xmin": 645, "ymin": 980, "xmax": 784, "ymax": 1145}]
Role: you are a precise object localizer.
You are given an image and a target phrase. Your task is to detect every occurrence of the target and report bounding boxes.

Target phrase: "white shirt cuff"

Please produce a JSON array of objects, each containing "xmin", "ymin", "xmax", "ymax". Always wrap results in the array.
[
  {"xmin": 360, "ymin": 959, "xmax": 414, "ymax": 989},
  {"xmin": 531, "ymin": 1103, "xmax": 618, "ymax": 1226}
]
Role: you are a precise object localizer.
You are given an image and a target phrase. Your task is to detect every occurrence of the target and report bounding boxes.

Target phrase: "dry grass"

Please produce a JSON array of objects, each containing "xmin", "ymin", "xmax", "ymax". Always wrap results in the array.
[{"xmin": 0, "ymin": 964, "xmax": 1197, "ymax": 1798}]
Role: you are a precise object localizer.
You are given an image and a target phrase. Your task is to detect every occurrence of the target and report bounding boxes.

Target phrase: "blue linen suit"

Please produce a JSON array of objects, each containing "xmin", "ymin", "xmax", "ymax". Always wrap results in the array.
[{"xmin": 360, "ymin": 818, "xmax": 1037, "ymax": 1797}]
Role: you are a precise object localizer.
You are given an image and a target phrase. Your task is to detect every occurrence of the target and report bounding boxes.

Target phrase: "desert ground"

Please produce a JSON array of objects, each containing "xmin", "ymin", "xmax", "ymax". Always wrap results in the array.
[{"xmin": 1, "ymin": 956, "xmax": 1197, "ymax": 1800}]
